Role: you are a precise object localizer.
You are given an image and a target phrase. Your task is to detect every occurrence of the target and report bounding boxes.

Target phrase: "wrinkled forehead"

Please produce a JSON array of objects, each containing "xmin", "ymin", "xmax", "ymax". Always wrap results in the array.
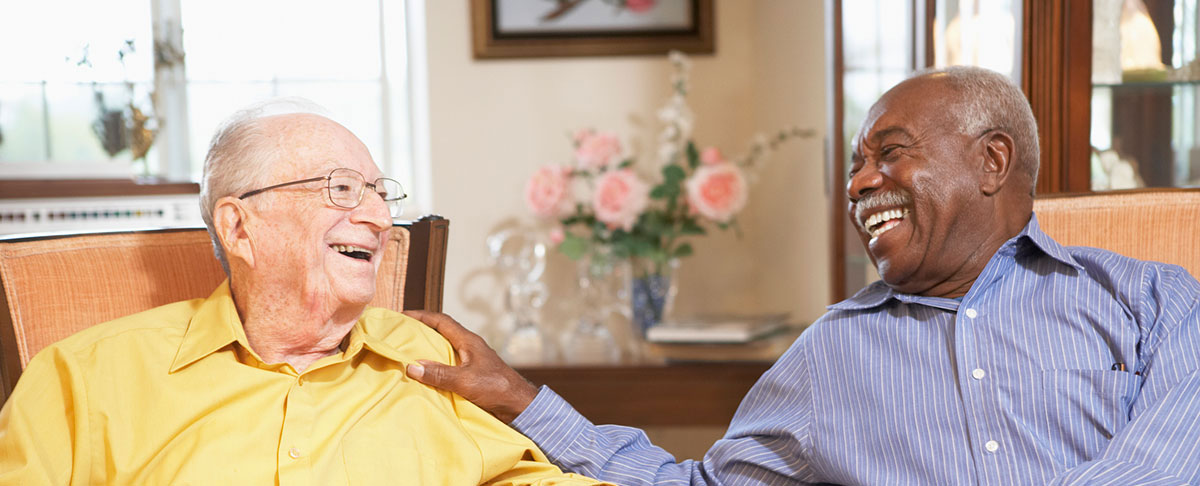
[
  {"xmin": 853, "ymin": 77, "xmax": 960, "ymax": 152},
  {"xmin": 261, "ymin": 114, "xmax": 382, "ymax": 180}
]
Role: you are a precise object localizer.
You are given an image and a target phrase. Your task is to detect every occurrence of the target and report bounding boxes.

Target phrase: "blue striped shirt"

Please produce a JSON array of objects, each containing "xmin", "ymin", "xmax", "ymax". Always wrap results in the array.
[{"xmin": 511, "ymin": 215, "xmax": 1200, "ymax": 485}]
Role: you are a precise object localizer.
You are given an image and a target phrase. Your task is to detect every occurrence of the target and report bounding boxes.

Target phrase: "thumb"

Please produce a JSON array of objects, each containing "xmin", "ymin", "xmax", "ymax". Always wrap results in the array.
[{"xmin": 406, "ymin": 359, "xmax": 455, "ymax": 388}]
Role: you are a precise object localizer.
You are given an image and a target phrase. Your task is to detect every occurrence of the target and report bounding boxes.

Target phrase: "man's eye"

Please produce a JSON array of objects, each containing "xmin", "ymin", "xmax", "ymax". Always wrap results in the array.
[
  {"xmin": 331, "ymin": 184, "xmax": 354, "ymax": 193},
  {"xmin": 880, "ymin": 145, "xmax": 902, "ymax": 159}
]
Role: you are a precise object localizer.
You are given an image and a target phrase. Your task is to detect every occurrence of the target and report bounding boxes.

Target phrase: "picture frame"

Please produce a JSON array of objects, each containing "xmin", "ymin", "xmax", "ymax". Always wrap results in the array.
[{"xmin": 471, "ymin": 0, "xmax": 714, "ymax": 59}]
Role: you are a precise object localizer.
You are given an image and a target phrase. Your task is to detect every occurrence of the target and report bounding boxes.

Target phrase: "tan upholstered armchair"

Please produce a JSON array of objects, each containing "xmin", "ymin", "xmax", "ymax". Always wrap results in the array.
[
  {"xmin": 1033, "ymin": 188, "xmax": 1200, "ymax": 278},
  {"xmin": 0, "ymin": 216, "xmax": 448, "ymax": 402}
]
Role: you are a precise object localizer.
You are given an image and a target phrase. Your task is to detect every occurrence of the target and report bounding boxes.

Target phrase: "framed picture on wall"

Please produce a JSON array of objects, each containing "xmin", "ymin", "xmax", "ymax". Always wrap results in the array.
[{"xmin": 471, "ymin": 0, "xmax": 714, "ymax": 59}]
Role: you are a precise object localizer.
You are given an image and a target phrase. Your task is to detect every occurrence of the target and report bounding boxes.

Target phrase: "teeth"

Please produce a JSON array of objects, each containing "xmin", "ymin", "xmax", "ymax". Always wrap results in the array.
[
  {"xmin": 863, "ymin": 209, "xmax": 907, "ymax": 239},
  {"xmin": 331, "ymin": 244, "xmax": 373, "ymax": 257}
]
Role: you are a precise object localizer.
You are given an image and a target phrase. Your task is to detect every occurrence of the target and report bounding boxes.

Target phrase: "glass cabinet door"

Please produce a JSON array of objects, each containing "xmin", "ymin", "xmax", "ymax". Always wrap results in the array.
[{"xmin": 1091, "ymin": 0, "xmax": 1200, "ymax": 190}]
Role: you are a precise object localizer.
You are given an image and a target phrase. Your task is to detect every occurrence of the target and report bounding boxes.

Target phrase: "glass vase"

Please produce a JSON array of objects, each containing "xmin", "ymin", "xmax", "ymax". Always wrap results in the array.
[
  {"xmin": 487, "ymin": 228, "xmax": 555, "ymax": 366},
  {"xmin": 561, "ymin": 251, "xmax": 622, "ymax": 365},
  {"xmin": 631, "ymin": 258, "xmax": 680, "ymax": 337}
]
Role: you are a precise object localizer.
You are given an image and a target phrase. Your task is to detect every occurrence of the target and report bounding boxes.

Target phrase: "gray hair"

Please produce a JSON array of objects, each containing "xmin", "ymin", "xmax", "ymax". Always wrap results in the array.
[
  {"xmin": 913, "ymin": 66, "xmax": 1040, "ymax": 194},
  {"xmin": 199, "ymin": 98, "xmax": 331, "ymax": 274}
]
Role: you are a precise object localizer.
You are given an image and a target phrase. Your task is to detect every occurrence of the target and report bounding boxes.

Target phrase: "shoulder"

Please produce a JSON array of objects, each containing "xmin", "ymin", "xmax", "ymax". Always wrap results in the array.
[
  {"xmin": 358, "ymin": 308, "xmax": 457, "ymax": 364},
  {"xmin": 1064, "ymin": 245, "xmax": 1199, "ymax": 294},
  {"xmin": 41, "ymin": 299, "xmax": 204, "ymax": 359},
  {"xmin": 21, "ymin": 298, "xmax": 205, "ymax": 387}
]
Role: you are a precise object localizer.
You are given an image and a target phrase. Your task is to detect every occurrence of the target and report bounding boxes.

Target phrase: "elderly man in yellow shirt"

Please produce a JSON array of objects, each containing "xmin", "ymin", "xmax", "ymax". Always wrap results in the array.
[{"xmin": 0, "ymin": 104, "xmax": 606, "ymax": 486}]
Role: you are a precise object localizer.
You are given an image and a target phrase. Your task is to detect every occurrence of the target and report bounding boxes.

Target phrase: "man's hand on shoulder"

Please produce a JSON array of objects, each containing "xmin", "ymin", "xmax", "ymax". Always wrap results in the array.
[{"xmin": 403, "ymin": 310, "xmax": 539, "ymax": 424}]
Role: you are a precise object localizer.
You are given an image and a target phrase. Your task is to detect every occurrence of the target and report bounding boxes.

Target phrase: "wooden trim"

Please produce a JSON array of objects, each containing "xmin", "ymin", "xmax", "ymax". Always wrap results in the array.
[
  {"xmin": 517, "ymin": 362, "xmax": 771, "ymax": 426},
  {"xmin": 826, "ymin": 0, "xmax": 847, "ymax": 303},
  {"xmin": 1063, "ymin": 0, "xmax": 1093, "ymax": 192},
  {"xmin": 0, "ymin": 179, "xmax": 200, "ymax": 199},
  {"xmin": 1021, "ymin": 0, "xmax": 1092, "ymax": 194},
  {"xmin": 470, "ymin": 0, "xmax": 715, "ymax": 59},
  {"xmin": 918, "ymin": 0, "xmax": 936, "ymax": 69},
  {"xmin": 403, "ymin": 215, "xmax": 449, "ymax": 312}
]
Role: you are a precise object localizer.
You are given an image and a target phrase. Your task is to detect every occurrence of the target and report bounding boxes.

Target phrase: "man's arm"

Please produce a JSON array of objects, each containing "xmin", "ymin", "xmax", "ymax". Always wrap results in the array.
[
  {"xmin": 0, "ymin": 346, "xmax": 88, "ymax": 485},
  {"xmin": 404, "ymin": 311, "xmax": 816, "ymax": 485},
  {"xmin": 1051, "ymin": 267, "xmax": 1200, "ymax": 485}
]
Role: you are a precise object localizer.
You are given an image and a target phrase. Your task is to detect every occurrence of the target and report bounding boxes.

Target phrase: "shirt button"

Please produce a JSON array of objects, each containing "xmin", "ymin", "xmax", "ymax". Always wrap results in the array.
[
  {"xmin": 984, "ymin": 440, "xmax": 1000, "ymax": 453},
  {"xmin": 288, "ymin": 447, "xmax": 301, "ymax": 459},
  {"xmin": 971, "ymin": 368, "xmax": 986, "ymax": 380},
  {"xmin": 965, "ymin": 308, "xmax": 978, "ymax": 319}
]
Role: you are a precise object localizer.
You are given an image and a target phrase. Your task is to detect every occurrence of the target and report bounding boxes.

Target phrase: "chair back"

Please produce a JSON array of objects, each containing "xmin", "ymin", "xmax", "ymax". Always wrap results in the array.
[
  {"xmin": 0, "ymin": 216, "xmax": 447, "ymax": 401},
  {"xmin": 1034, "ymin": 188, "xmax": 1200, "ymax": 278}
]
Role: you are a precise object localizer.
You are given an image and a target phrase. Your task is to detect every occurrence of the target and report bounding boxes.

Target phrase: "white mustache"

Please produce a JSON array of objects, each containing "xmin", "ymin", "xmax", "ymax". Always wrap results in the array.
[{"xmin": 855, "ymin": 191, "xmax": 912, "ymax": 222}]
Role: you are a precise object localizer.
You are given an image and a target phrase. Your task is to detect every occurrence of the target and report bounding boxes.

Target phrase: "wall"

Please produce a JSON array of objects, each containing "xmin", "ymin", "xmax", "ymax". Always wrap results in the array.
[{"xmin": 423, "ymin": 0, "xmax": 827, "ymax": 461}]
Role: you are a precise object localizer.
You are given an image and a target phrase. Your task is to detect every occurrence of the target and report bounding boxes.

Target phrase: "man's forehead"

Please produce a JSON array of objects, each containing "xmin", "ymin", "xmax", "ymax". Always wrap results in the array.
[
  {"xmin": 262, "ymin": 114, "xmax": 381, "ymax": 179},
  {"xmin": 856, "ymin": 78, "xmax": 955, "ymax": 145}
]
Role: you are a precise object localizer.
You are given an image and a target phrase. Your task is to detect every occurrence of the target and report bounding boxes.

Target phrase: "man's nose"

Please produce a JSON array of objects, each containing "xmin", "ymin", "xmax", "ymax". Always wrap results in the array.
[
  {"xmin": 351, "ymin": 191, "xmax": 393, "ymax": 232},
  {"xmin": 846, "ymin": 162, "xmax": 883, "ymax": 203}
]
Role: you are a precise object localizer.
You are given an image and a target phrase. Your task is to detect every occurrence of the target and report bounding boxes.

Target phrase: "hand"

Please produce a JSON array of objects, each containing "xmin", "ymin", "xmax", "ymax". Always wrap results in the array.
[{"xmin": 403, "ymin": 310, "xmax": 539, "ymax": 424}]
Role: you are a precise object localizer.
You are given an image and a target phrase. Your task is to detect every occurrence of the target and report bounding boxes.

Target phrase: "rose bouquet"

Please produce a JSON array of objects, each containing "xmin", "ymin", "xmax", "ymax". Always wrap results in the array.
[
  {"xmin": 526, "ymin": 51, "xmax": 810, "ymax": 273},
  {"xmin": 524, "ymin": 51, "xmax": 811, "ymax": 331}
]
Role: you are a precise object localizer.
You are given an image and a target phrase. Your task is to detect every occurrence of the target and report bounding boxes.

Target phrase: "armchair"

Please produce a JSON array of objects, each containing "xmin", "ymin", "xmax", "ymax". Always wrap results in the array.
[{"xmin": 1033, "ymin": 188, "xmax": 1200, "ymax": 278}]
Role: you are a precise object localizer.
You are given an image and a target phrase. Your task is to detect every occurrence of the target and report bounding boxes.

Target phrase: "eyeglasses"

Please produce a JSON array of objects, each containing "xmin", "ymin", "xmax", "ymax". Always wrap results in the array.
[{"xmin": 238, "ymin": 167, "xmax": 407, "ymax": 210}]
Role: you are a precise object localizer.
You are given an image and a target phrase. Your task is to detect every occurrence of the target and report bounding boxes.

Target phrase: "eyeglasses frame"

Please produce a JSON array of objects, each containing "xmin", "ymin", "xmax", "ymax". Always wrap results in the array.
[{"xmin": 237, "ymin": 167, "xmax": 407, "ymax": 210}]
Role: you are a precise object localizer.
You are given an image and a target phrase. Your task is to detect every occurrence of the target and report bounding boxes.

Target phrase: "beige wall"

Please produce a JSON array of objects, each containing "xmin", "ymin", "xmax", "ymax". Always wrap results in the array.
[{"xmin": 424, "ymin": 0, "xmax": 829, "ymax": 352}]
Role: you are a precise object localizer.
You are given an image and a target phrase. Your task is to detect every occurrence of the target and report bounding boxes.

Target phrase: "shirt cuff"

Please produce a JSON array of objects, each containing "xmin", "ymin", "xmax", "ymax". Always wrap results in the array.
[{"xmin": 510, "ymin": 385, "xmax": 592, "ymax": 462}]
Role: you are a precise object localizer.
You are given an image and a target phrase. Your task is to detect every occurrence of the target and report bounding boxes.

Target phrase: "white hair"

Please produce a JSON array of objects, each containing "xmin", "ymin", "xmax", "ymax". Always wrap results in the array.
[
  {"xmin": 913, "ymin": 66, "xmax": 1040, "ymax": 193},
  {"xmin": 199, "ymin": 97, "xmax": 331, "ymax": 274}
]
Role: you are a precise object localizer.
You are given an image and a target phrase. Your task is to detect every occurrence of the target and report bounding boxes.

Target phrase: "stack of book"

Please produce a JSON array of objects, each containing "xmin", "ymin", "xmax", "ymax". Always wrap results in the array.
[{"xmin": 644, "ymin": 313, "xmax": 800, "ymax": 362}]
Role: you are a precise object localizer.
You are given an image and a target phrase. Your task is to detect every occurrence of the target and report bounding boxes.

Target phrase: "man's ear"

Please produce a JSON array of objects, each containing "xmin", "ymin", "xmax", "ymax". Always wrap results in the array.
[
  {"xmin": 213, "ymin": 197, "xmax": 256, "ymax": 269},
  {"xmin": 979, "ymin": 130, "xmax": 1016, "ymax": 196}
]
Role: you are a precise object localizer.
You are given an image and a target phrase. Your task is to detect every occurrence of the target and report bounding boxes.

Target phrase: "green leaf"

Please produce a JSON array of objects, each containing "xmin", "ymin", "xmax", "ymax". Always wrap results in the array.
[
  {"xmin": 686, "ymin": 141, "xmax": 700, "ymax": 170},
  {"xmin": 650, "ymin": 185, "xmax": 668, "ymax": 199},
  {"xmin": 672, "ymin": 243, "xmax": 694, "ymax": 258},
  {"xmin": 559, "ymin": 234, "xmax": 588, "ymax": 260},
  {"xmin": 662, "ymin": 164, "xmax": 686, "ymax": 183},
  {"xmin": 618, "ymin": 158, "xmax": 635, "ymax": 169},
  {"xmin": 680, "ymin": 219, "xmax": 706, "ymax": 235}
]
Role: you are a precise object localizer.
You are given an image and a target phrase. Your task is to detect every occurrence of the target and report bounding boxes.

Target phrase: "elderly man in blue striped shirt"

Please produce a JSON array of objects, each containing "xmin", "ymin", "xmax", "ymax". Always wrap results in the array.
[{"xmin": 406, "ymin": 66, "xmax": 1200, "ymax": 485}]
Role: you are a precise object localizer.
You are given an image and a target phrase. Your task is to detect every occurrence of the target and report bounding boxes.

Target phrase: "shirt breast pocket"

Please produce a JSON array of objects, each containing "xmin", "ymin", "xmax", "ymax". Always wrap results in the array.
[{"xmin": 1037, "ymin": 369, "xmax": 1141, "ymax": 464}]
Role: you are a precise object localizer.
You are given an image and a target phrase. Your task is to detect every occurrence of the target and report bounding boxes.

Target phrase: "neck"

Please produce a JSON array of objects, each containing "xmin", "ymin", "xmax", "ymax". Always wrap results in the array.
[
  {"xmin": 913, "ymin": 210, "xmax": 1033, "ymax": 299},
  {"xmin": 230, "ymin": 279, "xmax": 362, "ymax": 373}
]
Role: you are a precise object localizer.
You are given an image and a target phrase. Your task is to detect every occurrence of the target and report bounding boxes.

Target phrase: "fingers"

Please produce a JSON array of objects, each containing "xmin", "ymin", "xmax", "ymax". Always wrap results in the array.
[{"xmin": 407, "ymin": 359, "xmax": 452, "ymax": 387}]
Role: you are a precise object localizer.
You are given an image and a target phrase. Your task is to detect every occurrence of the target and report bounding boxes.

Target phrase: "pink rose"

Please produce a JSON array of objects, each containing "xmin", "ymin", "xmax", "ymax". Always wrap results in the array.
[
  {"xmin": 575, "ymin": 131, "xmax": 622, "ymax": 169},
  {"xmin": 685, "ymin": 163, "xmax": 748, "ymax": 223},
  {"xmin": 593, "ymin": 169, "xmax": 649, "ymax": 231},
  {"xmin": 549, "ymin": 226, "xmax": 565, "ymax": 245},
  {"xmin": 525, "ymin": 165, "xmax": 573, "ymax": 218},
  {"xmin": 700, "ymin": 146, "xmax": 724, "ymax": 165},
  {"xmin": 625, "ymin": 0, "xmax": 656, "ymax": 13}
]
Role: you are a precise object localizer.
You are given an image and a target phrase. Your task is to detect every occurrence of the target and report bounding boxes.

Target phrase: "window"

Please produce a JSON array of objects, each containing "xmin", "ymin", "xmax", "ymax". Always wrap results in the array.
[{"xmin": 0, "ymin": 0, "xmax": 429, "ymax": 215}]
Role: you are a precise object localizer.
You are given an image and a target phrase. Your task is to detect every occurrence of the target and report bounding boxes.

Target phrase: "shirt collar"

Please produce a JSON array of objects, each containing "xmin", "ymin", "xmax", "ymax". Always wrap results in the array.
[
  {"xmin": 169, "ymin": 281, "xmax": 408, "ymax": 372},
  {"xmin": 827, "ymin": 214, "xmax": 1083, "ymax": 312},
  {"xmin": 170, "ymin": 280, "xmax": 244, "ymax": 372},
  {"xmin": 1020, "ymin": 213, "xmax": 1085, "ymax": 271}
]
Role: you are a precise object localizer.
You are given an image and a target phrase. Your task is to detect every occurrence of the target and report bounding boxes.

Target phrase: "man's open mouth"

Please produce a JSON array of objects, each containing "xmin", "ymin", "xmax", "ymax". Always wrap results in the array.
[
  {"xmin": 331, "ymin": 244, "xmax": 374, "ymax": 261},
  {"xmin": 863, "ymin": 208, "xmax": 908, "ymax": 239}
]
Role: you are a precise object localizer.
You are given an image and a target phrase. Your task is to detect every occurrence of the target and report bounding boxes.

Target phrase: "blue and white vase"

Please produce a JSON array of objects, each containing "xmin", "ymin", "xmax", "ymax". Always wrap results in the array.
[{"xmin": 630, "ymin": 258, "xmax": 680, "ymax": 336}]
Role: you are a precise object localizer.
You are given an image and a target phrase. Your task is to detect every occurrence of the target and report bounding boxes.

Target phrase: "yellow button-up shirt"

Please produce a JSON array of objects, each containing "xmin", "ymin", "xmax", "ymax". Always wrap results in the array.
[{"xmin": 0, "ymin": 282, "xmax": 604, "ymax": 485}]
